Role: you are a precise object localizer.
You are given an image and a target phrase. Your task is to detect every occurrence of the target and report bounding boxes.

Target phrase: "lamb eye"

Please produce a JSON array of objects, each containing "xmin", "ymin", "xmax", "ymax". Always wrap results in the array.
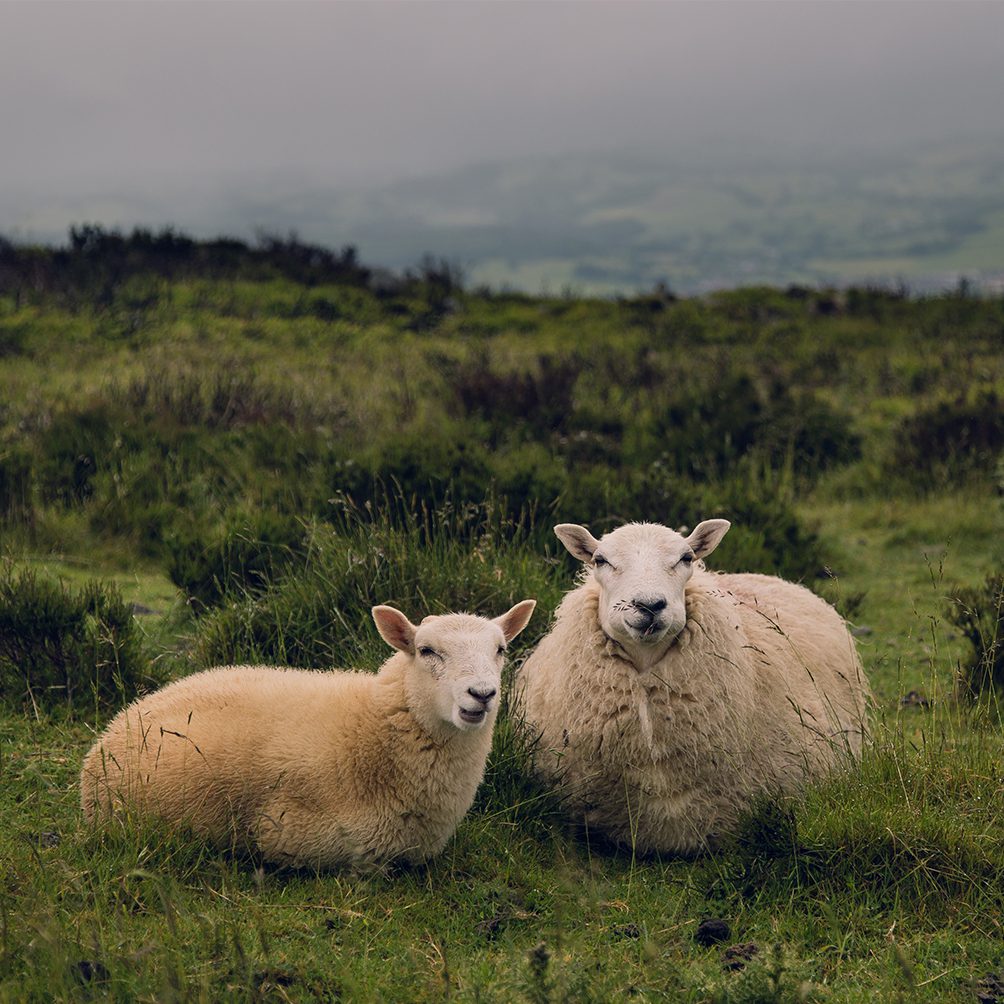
[
  {"xmin": 593, "ymin": 555, "xmax": 608, "ymax": 567},
  {"xmin": 497, "ymin": 645, "xmax": 506, "ymax": 656},
  {"xmin": 419, "ymin": 646, "xmax": 439, "ymax": 659},
  {"xmin": 680, "ymin": 553, "xmax": 694, "ymax": 565}
]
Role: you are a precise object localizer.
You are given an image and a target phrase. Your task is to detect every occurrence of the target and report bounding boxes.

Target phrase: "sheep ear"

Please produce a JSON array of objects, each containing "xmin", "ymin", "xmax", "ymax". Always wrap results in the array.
[
  {"xmin": 494, "ymin": 599, "xmax": 536, "ymax": 643},
  {"xmin": 554, "ymin": 524, "xmax": 601, "ymax": 563},
  {"xmin": 686, "ymin": 519, "xmax": 731, "ymax": 559},
  {"xmin": 372, "ymin": 605, "xmax": 417, "ymax": 654}
]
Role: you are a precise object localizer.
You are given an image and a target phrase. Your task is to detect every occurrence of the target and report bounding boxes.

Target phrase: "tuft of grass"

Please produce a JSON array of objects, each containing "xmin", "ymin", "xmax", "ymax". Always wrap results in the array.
[
  {"xmin": 948, "ymin": 571, "xmax": 1004, "ymax": 699},
  {"xmin": 190, "ymin": 496, "xmax": 569, "ymax": 672},
  {"xmin": 0, "ymin": 565, "xmax": 159, "ymax": 715}
]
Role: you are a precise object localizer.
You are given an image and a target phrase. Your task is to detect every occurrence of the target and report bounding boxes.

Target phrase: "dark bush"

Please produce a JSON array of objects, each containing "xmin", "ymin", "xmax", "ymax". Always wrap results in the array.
[
  {"xmin": 0, "ymin": 567, "xmax": 155, "ymax": 713},
  {"xmin": 119, "ymin": 368, "xmax": 309, "ymax": 431},
  {"xmin": 647, "ymin": 373, "xmax": 860, "ymax": 481},
  {"xmin": 630, "ymin": 465, "xmax": 829, "ymax": 582},
  {"xmin": 192, "ymin": 501, "xmax": 566, "ymax": 671},
  {"xmin": 448, "ymin": 353, "xmax": 584, "ymax": 440},
  {"xmin": 650, "ymin": 373, "xmax": 763, "ymax": 479},
  {"xmin": 0, "ymin": 319, "xmax": 29, "ymax": 357},
  {"xmin": 890, "ymin": 389, "xmax": 1004, "ymax": 488},
  {"xmin": 949, "ymin": 572, "xmax": 1004, "ymax": 698},
  {"xmin": 37, "ymin": 406, "xmax": 116, "ymax": 505},
  {"xmin": 359, "ymin": 430, "xmax": 494, "ymax": 510},
  {"xmin": 167, "ymin": 511, "xmax": 308, "ymax": 612},
  {"xmin": 0, "ymin": 446, "xmax": 34, "ymax": 524}
]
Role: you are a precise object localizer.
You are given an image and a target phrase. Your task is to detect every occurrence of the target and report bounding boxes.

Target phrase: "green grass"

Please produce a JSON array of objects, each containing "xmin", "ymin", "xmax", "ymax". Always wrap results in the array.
[
  {"xmin": 1, "ymin": 243, "xmax": 1002, "ymax": 1000},
  {"xmin": 3, "ymin": 696, "xmax": 1002, "ymax": 1001}
]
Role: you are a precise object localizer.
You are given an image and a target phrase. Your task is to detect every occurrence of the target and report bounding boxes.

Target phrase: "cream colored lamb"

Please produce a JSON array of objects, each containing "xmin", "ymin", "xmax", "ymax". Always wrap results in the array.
[
  {"xmin": 518, "ymin": 520, "xmax": 868, "ymax": 855},
  {"xmin": 81, "ymin": 599, "xmax": 536, "ymax": 870}
]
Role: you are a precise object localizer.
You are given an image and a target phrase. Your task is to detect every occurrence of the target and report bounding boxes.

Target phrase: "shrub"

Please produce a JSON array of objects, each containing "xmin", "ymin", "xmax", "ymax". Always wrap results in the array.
[
  {"xmin": 167, "ymin": 511, "xmax": 308, "ymax": 611},
  {"xmin": 191, "ymin": 499, "xmax": 566, "ymax": 671},
  {"xmin": 949, "ymin": 572, "xmax": 1004, "ymax": 698},
  {"xmin": 119, "ymin": 367, "xmax": 311, "ymax": 431},
  {"xmin": 628, "ymin": 465, "xmax": 829, "ymax": 582},
  {"xmin": 0, "ymin": 446, "xmax": 34, "ymax": 525},
  {"xmin": 36, "ymin": 405, "xmax": 116, "ymax": 505},
  {"xmin": 645, "ymin": 373, "xmax": 860, "ymax": 481},
  {"xmin": 0, "ymin": 567, "xmax": 155, "ymax": 713},
  {"xmin": 447, "ymin": 353, "xmax": 584, "ymax": 441},
  {"xmin": 0, "ymin": 318, "xmax": 29, "ymax": 357},
  {"xmin": 890, "ymin": 389, "xmax": 1004, "ymax": 488},
  {"xmin": 355, "ymin": 430, "xmax": 494, "ymax": 511}
]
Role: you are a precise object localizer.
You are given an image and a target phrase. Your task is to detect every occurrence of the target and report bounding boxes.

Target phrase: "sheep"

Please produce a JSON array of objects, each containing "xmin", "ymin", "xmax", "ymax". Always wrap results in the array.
[
  {"xmin": 517, "ymin": 520, "xmax": 868, "ymax": 855},
  {"xmin": 80, "ymin": 599, "xmax": 536, "ymax": 871}
]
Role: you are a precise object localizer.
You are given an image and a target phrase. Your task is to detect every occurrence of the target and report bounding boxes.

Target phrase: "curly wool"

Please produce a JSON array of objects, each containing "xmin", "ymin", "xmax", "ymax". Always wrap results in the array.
[{"xmin": 519, "ymin": 569, "xmax": 868, "ymax": 854}]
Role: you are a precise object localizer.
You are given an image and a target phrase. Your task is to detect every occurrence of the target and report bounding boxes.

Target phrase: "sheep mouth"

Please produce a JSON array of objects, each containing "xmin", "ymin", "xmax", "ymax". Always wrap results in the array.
[
  {"xmin": 626, "ymin": 618, "xmax": 668, "ymax": 640},
  {"xmin": 458, "ymin": 707, "xmax": 488, "ymax": 725}
]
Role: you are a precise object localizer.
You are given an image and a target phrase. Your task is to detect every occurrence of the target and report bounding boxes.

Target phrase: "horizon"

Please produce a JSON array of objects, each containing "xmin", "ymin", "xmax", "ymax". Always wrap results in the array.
[{"xmin": 3, "ymin": 1, "xmax": 1003, "ymax": 292}]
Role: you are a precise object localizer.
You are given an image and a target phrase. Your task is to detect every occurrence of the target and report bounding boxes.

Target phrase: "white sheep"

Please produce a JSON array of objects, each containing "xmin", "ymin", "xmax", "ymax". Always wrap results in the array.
[
  {"xmin": 518, "ymin": 521, "xmax": 868, "ymax": 855},
  {"xmin": 81, "ymin": 599, "xmax": 536, "ymax": 870}
]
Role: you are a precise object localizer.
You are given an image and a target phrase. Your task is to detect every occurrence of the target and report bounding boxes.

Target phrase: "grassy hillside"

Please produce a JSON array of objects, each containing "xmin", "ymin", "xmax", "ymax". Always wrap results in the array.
[{"xmin": 1, "ymin": 231, "xmax": 1002, "ymax": 1001}]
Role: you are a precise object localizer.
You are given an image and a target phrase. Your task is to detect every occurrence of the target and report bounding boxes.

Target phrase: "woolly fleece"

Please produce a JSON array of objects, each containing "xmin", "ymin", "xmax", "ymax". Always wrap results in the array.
[
  {"xmin": 81, "ymin": 604, "xmax": 534, "ymax": 870},
  {"xmin": 519, "ymin": 567, "xmax": 868, "ymax": 854}
]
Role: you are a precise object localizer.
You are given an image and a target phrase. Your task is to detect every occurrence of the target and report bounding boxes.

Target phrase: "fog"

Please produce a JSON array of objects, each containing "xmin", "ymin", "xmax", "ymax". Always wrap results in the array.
[{"xmin": 2, "ymin": 0, "xmax": 1003, "ymax": 285}]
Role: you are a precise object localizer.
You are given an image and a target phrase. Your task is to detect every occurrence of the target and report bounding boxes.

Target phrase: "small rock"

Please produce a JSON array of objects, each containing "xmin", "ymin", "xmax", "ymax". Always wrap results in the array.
[
  {"xmin": 723, "ymin": 942, "xmax": 760, "ymax": 971},
  {"xmin": 976, "ymin": 973, "xmax": 1004, "ymax": 1004},
  {"xmin": 613, "ymin": 923, "xmax": 641, "ymax": 940},
  {"xmin": 254, "ymin": 967, "xmax": 296, "ymax": 989},
  {"xmin": 900, "ymin": 690, "xmax": 931, "ymax": 708},
  {"xmin": 23, "ymin": 831, "xmax": 60, "ymax": 848},
  {"xmin": 850, "ymin": 625, "xmax": 873, "ymax": 637},
  {"xmin": 73, "ymin": 960, "xmax": 110, "ymax": 984},
  {"xmin": 695, "ymin": 918, "xmax": 731, "ymax": 947},
  {"xmin": 475, "ymin": 912, "xmax": 507, "ymax": 939}
]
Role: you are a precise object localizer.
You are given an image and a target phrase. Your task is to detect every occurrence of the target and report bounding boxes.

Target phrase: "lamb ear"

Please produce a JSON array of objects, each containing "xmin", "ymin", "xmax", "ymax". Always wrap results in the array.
[
  {"xmin": 686, "ymin": 519, "xmax": 731, "ymax": 559},
  {"xmin": 554, "ymin": 524, "xmax": 601, "ymax": 563},
  {"xmin": 371, "ymin": 605, "xmax": 417, "ymax": 654},
  {"xmin": 494, "ymin": 599, "xmax": 536, "ymax": 643}
]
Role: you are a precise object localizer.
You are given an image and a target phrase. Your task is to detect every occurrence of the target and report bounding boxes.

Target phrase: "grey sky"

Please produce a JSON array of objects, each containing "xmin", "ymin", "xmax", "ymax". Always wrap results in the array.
[{"xmin": 2, "ymin": 1, "xmax": 1003, "ymax": 241}]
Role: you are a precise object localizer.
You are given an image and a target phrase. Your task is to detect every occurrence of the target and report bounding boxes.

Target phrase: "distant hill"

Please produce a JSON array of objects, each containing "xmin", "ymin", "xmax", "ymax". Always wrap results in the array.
[
  {"xmin": 312, "ymin": 142, "xmax": 1004, "ymax": 294},
  {"xmin": 4, "ymin": 139, "xmax": 1004, "ymax": 295}
]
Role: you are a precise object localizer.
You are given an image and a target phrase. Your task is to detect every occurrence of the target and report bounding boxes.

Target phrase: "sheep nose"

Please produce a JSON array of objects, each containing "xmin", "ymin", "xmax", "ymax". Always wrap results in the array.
[
  {"xmin": 467, "ymin": 686, "xmax": 496, "ymax": 705},
  {"xmin": 633, "ymin": 597, "xmax": 667, "ymax": 615}
]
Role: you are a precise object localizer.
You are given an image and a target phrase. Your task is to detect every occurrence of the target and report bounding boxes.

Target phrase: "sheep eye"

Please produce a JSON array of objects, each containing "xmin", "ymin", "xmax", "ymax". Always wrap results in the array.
[
  {"xmin": 680, "ymin": 552, "xmax": 694, "ymax": 565},
  {"xmin": 418, "ymin": 646, "xmax": 439, "ymax": 659},
  {"xmin": 497, "ymin": 645, "xmax": 506, "ymax": 656},
  {"xmin": 593, "ymin": 554, "xmax": 609, "ymax": 567}
]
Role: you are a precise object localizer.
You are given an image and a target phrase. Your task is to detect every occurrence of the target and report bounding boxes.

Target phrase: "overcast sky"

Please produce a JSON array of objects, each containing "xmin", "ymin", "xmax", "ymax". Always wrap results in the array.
[{"xmin": 2, "ymin": 1, "xmax": 1003, "ymax": 240}]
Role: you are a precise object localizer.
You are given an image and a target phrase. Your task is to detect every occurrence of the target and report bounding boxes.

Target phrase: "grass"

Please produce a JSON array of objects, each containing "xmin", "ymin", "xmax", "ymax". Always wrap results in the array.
[
  {"xmin": 0, "ymin": 238, "xmax": 1002, "ymax": 1000},
  {"xmin": 3, "ymin": 705, "xmax": 1001, "ymax": 1001},
  {"xmin": 1, "ymin": 492, "xmax": 1000, "ymax": 1001}
]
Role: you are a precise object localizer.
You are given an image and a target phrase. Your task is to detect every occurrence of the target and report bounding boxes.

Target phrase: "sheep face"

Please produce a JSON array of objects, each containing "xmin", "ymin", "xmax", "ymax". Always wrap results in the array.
[
  {"xmin": 372, "ymin": 601, "xmax": 535, "ymax": 732},
  {"xmin": 554, "ymin": 521, "xmax": 730, "ymax": 670}
]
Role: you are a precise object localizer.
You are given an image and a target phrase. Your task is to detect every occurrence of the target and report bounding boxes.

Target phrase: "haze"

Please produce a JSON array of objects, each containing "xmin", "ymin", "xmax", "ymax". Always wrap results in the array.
[{"xmin": 3, "ymin": 1, "xmax": 1003, "ymax": 290}]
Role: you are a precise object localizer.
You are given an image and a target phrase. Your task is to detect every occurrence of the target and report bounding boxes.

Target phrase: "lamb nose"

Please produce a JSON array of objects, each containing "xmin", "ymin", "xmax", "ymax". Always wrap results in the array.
[
  {"xmin": 635, "ymin": 597, "xmax": 667, "ymax": 614},
  {"xmin": 467, "ymin": 687, "xmax": 496, "ymax": 704}
]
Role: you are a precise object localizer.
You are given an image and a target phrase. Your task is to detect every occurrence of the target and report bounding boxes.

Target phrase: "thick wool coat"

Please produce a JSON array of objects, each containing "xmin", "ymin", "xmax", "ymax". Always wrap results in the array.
[
  {"xmin": 80, "ymin": 657, "xmax": 495, "ymax": 870},
  {"xmin": 518, "ymin": 569, "xmax": 868, "ymax": 854}
]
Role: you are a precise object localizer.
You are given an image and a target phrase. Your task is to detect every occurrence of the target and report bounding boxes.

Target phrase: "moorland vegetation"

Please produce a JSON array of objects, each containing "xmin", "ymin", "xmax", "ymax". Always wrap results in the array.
[{"xmin": 0, "ymin": 227, "xmax": 1002, "ymax": 1001}]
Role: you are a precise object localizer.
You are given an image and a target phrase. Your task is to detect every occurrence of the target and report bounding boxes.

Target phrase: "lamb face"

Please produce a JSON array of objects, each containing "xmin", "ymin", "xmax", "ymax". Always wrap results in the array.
[
  {"xmin": 372, "ymin": 601, "xmax": 535, "ymax": 732},
  {"xmin": 554, "ymin": 520, "xmax": 730, "ymax": 670}
]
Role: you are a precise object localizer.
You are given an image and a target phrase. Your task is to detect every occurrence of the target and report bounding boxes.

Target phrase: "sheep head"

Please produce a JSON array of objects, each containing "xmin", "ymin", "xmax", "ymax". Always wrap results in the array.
[
  {"xmin": 372, "ymin": 600, "xmax": 536, "ymax": 733},
  {"xmin": 554, "ymin": 520, "xmax": 730, "ymax": 671}
]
